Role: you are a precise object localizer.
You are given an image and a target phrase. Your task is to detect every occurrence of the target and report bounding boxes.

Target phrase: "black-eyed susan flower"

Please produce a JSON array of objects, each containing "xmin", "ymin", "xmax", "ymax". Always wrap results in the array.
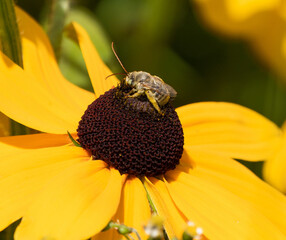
[
  {"xmin": 0, "ymin": 7, "xmax": 286, "ymax": 240},
  {"xmin": 191, "ymin": 0, "xmax": 286, "ymax": 81},
  {"xmin": 264, "ymin": 121, "xmax": 286, "ymax": 194}
]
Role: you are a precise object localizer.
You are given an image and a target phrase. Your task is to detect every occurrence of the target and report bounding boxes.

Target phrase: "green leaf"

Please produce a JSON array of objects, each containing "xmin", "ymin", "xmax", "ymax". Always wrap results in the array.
[
  {"xmin": 0, "ymin": 0, "xmax": 23, "ymax": 67},
  {"xmin": 0, "ymin": 0, "xmax": 29, "ymax": 135}
]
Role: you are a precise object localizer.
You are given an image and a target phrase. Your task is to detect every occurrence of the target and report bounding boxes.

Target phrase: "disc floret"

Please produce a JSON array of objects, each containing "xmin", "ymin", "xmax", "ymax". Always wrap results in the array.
[{"xmin": 77, "ymin": 87, "xmax": 184, "ymax": 177}]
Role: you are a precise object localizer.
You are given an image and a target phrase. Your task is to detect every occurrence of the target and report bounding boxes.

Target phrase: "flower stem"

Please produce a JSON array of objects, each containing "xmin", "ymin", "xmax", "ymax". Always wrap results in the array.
[
  {"xmin": 124, "ymin": 235, "xmax": 132, "ymax": 240},
  {"xmin": 41, "ymin": 0, "xmax": 70, "ymax": 60},
  {"xmin": 130, "ymin": 228, "xmax": 141, "ymax": 240}
]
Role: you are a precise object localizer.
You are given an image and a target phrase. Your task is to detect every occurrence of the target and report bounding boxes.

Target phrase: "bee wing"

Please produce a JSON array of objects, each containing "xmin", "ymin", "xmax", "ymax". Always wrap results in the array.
[
  {"xmin": 165, "ymin": 83, "xmax": 177, "ymax": 99},
  {"xmin": 141, "ymin": 83, "xmax": 165, "ymax": 97}
]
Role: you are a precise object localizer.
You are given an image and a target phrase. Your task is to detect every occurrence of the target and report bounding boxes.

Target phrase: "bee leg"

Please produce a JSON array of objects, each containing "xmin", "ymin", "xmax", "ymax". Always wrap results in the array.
[
  {"xmin": 145, "ymin": 90, "xmax": 162, "ymax": 114},
  {"xmin": 126, "ymin": 88, "xmax": 137, "ymax": 96},
  {"xmin": 127, "ymin": 89, "xmax": 145, "ymax": 98}
]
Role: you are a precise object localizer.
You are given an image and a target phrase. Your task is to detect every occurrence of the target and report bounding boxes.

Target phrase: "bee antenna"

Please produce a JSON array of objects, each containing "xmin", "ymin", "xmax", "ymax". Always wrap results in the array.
[
  {"xmin": 111, "ymin": 42, "xmax": 128, "ymax": 74},
  {"xmin": 105, "ymin": 72, "xmax": 127, "ymax": 80}
]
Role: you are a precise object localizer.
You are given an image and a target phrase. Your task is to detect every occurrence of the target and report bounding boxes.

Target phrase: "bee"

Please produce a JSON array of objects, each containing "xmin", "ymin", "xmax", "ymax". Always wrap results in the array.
[
  {"xmin": 124, "ymin": 71, "xmax": 177, "ymax": 114},
  {"xmin": 108, "ymin": 43, "xmax": 177, "ymax": 114}
]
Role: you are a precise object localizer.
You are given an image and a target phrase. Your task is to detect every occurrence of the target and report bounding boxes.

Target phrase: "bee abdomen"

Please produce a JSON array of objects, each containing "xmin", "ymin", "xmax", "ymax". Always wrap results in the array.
[{"xmin": 154, "ymin": 90, "xmax": 170, "ymax": 106}]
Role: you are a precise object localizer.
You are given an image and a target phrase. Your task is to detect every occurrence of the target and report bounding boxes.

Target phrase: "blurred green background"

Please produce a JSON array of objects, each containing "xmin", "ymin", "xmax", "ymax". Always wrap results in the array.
[
  {"xmin": 1, "ymin": 0, "xmax": 286, "ymax": 238},
  {"xmin": 16, "ymin": 0, "xmax": 286, "ymax": 127}
]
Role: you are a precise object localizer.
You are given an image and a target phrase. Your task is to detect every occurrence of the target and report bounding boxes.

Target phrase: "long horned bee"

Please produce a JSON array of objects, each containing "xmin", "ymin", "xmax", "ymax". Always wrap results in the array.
[
  {"xmin": 124, "ymin": 71, "xmax": 177, "ymax": 114},
  {"xmin": 108, "ymin": 43, "xmax": 177, "ymax": 114}
]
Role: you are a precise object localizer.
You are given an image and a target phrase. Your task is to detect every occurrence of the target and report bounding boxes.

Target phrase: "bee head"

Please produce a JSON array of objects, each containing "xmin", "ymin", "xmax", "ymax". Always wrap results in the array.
[{"xmin": 125, "ymin": 72, "xmax": 135, "ymax": 86}]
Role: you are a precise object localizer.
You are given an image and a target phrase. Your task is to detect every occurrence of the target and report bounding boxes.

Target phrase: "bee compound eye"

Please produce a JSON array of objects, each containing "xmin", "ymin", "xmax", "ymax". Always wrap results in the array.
[{"xmin": 126, "ymin": 74, "xmax": 135, "ymax": 84}]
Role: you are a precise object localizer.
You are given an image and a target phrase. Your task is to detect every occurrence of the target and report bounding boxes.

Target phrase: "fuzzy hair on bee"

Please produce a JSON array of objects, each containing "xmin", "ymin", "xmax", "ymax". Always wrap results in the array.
[{"xmin": 109, "ymin": 43, "xmax": 177, "ymax": 114}]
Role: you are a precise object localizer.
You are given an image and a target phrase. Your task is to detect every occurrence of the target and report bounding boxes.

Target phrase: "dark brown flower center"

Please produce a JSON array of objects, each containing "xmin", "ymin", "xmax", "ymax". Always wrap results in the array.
[{"xmin": 77, "ymin": 87, "xmax": 184, "ymax": 177}]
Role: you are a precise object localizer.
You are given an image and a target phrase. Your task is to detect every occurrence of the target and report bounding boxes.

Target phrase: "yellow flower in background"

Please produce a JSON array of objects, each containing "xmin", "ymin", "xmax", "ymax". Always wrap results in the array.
[
  {"xmin": 0, "ymin": 7, "xmax": 286, "ymax": 240},
  {"xmin": 264, "ymin": 121, "xmax": 286, "ymax": 193},
  {"xmin": 192, "ymin": 0, "xmax": 279, "ymax": 36},
  {"xmin": 192, "ymin": 0, "xmax": 286, "ymax": 81}
]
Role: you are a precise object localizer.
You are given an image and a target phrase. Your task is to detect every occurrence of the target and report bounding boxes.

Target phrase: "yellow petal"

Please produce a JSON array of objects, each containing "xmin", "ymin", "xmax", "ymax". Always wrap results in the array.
[
  {"xmin": 16, "ymin": 7, "xmax": 94, "ymax": 116},
  {"xmin": 0, "ymin": 133, "xmax": 75, "ymax": 152},
  {"xmin": 119, "ymin": 177, "xmax": 151, "ymax": 239},
  {"xmin": 65, "ymin": 22, "xmax": 118, "ymax": 98},
  {"xmin": 0, "ymin": 51, "xmax": 84, "ymax": 133},
  {"xmin": 0, "ymin": 144, "xmax": 90, "ymax": 176},
  {"xmin": 0, "ymin": 112, "xmax": 10, "ymax": 137},
  {"xmin": 165, "ymin": 168, "xmax": 286, "ymax": 240},
  {"xmin": 92, "ymin": 229, "xmax": 120, "ymax": 240},
  {"xmin": 225, "ymin": 0, "xmax": 279, "ymax": 21},
  {"xmin": 177, "ymin": 102, "xmax": 282, "ymax": 161},
  {"xmin": 93, "ymin": 176, "xmax": 151, "ymax": 240},
  {"xmin": 143, "ymin": 177, "xmax": 187, "ymax": 239},
  {"xmin": 0, "ymin": 133, "xmax": 75, "ymax": 163},
  {"xmin": 192, "ymin": 0, "xmax": 243, "ymax": 37},
  {"xmin": 193, "ymin": 0, "xmax": 279, "ymax": 36},
  {"xmin": 181, "ymin": 146, "xmax": 286, "ymax": 236},
  {"xmin": 263, "ymin": 127, "xmax": 286, "ymax": 193},
  {"xmin": 15, "ymin": 163, "xmax": 123, "ymax": 240},
  {"xmin": 0, "ymin": 145, "xmax": 90, "ymax": 230},
  {"xmin": 248, "ymin": 15, "xmax": 286, "ymax": 81}
]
